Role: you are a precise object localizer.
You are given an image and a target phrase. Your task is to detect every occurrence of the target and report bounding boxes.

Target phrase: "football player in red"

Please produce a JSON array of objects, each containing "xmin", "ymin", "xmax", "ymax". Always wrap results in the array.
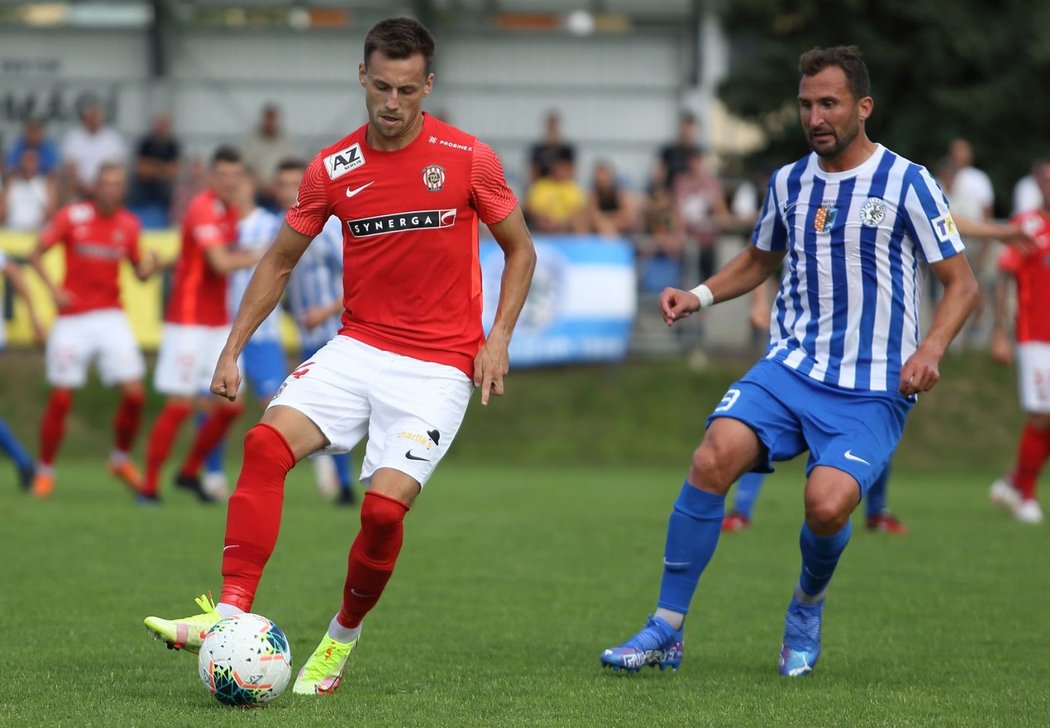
[
  {"xmin": 29, "ymin": 162, "xmax": 160, "ymax": 498},
  {"xmin": 990, "ymin": 157, "xmax": 1050, "ymax": 525},
  {"xmin": 138, "ymin": 146, "xmax": 260, "ymax": 504},
  {"xmin": 145, "ymin": 17, "xmax": 536, "ymax": 695}
]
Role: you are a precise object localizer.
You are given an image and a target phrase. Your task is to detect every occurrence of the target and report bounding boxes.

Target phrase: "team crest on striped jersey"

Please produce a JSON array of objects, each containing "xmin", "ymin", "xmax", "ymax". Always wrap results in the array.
[
  {"xmin": 860, "ymin": 197, "xmax": 886, "ymax": 227},
  {"xmin": 813, "ymin": 203, "xmax": 837, "ymax": 233},
  {"xmin": 422, "ymin": 164, "xmax": 445, "ymax": 191}
]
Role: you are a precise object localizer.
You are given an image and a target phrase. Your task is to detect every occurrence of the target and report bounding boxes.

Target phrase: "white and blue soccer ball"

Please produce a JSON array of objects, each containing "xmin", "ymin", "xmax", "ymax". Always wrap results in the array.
[{"xmin": 197, "ymin": 613, "xmax": 292, "ymax": 707}]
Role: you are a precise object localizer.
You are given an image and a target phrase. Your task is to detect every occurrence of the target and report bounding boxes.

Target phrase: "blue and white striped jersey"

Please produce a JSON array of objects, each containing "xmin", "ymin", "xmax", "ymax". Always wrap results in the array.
[
  {"xmin": 752, "ymin": 144, "xmax": 965, "ymax": 393},
  {"xmin": 230, "ymin": 207, "xmax": 282, "ymax": 342},
  {"xmin": 286, "ymin": 215, "xmax": 344, "ymax": 354}
]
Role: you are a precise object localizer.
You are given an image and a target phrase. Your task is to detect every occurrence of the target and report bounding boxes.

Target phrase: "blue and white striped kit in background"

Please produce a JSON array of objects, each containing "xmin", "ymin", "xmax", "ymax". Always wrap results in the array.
[
  {"xmin": 753, "ymin": 144, "xmax": 965, "ymax": 393},
  {"xmin": 286, "ymin": 215, "xmax": 344, "ymax": 356},
  {"xmin": 230, "ymin": 207, "xmax": 282, "ymax": 342}
]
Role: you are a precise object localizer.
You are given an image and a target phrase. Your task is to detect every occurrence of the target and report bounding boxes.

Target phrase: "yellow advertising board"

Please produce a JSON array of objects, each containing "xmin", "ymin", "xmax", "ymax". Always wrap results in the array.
[{"xmin": 0, "ymin": 230, "xmax": 301, "ymax": 351}]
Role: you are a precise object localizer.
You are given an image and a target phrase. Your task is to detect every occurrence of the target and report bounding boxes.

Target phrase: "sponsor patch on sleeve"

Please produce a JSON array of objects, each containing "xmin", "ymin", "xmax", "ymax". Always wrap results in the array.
[
  {"xmin": 931, "ymin": 213, "xmax": 957, "ymax": 242},
  {"xmin": 323, "ymin": 143, "xmax": 365, "ymax": 179}
]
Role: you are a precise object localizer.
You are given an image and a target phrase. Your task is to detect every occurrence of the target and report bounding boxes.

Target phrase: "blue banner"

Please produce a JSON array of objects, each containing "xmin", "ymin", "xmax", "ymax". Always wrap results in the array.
[{"xmin": 481, "ymin": 235, "xmax": 636, "ymax": 366}]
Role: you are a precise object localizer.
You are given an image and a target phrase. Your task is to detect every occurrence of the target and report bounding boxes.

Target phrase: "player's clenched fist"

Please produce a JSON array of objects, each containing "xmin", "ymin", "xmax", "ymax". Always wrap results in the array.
[
  {"xmin": 211, "ymin": 352, "xmax": 242, "ymax": 402},
  {"xmin": 659, "ymin": 287, "xmax": 701, "ymax": 327}
]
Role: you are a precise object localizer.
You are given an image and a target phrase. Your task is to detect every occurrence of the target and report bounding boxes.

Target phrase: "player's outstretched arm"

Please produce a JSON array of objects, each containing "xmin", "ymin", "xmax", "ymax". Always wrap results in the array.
[
  {"xmin": 28, "ymin": 241, "xmax": 70, "ymax": 311},
  {"xmin": 133, "ymin": 249, "xmax": 167, "ymax": 281},
  {"xmin": 898, "ymin": 254, "xmax": 980, "ymax": 396},
  {"xmin": 990, "ymin": 269, "xmax": 1015, "ymax": 365},
  {"xmin": 203, "ymin": 244, "xmax": 263, "ymax": 276},
  {"xmin": 3, "ymin": 259, "xmax": 45, "ymax": 344},
  {"xmin": 474, "ymin": 206, "xmax": 536, "ymax": 406},
  {"xmin": 211, "ymin": 222, "xmax": 313, "ymax": 401},
  {"xmin": 659, "ymin": 245, "xmax": 784, "ymax": 326}
]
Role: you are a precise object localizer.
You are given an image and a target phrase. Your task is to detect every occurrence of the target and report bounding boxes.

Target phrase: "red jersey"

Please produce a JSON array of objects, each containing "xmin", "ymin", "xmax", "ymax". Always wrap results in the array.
[
  {"xmin": 1001, "ymin": 209, "xmax": 1050, "ymax": 342},
  {"xmin": 40, "ymin": 201, "xmax": 142, "ymax": 315},
  {"xmin": 286, "ymin": 113, "xmax": 518, "ymax": 377},
  {"xmin": 166, "ymin": 189, "xmax": 239, "ymax": 326}
]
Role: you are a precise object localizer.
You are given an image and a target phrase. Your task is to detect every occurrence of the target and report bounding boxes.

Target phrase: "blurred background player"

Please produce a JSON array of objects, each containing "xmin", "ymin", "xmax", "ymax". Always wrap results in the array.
[
  {"xmin": 278, "ymin": 158, "xmax": 358, "ymax": 505},
  {"xmin": 138, "ymin": 146, "xmax": 260, "ymax": 504},
  {"xmin": 28, "ymin": 162, "xmax": 159, "ymax": 498},
  {"xmin": 144, "ymin": 17, "xmax": 535, "ymax": 696},
  {"xmin": 0, "ymin": 249, "xmax": 45, "ymax": 490},
  {"xmin": 989, "ymin": 158, "xmax": 1050, "ymax": 525},
  {"xmin": 199, "ymin": 169, "xmax": 285, "ymax": 499}
]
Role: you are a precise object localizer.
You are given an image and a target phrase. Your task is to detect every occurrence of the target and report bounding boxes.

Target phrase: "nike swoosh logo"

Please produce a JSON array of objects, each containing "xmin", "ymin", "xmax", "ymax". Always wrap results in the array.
[
  {"xmin": 345, "ymin": 181, "xmax": 374, "ymax": 198},
  {"xmin": 663, "ymin": 560, "xmax": 691, "ymax": 569},
  {"xmin": 223, "ymin": 545, "xmax": 239, "ymax": 552},
  {"xmin": 349, "ymin": 588, "xmax": 376, "ymax": 598},
  {"xmin": 405, "ymin": 450, "xmax": 430, "ymax": 462},
  {"xmin": 844, "ymin": 450, "xmax": 871, "ymax": 465}
]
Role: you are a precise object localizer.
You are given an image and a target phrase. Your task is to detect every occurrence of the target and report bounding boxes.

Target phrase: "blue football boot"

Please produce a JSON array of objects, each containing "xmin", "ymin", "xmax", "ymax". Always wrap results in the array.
[
  {"xmin": 600, "ymin": 615, "xmax": 684, "ymax": 673},
  {"xmin": 779, "ymin": 595, "xmax": 824, "ymax": 677}
]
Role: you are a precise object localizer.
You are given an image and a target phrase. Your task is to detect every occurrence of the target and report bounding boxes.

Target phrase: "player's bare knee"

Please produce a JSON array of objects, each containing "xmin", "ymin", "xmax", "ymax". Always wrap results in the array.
[
  {"xmin": 804, "ymin": 496, "xmax": 852, "ymax": 534},
  {"xmin": 688, "ymin": 443, "xmax": 734, "ymax": 494}
]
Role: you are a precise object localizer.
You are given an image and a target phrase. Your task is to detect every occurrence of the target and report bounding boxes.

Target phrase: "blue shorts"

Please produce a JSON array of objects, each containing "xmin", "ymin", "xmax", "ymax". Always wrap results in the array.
[
  {"xmin": 242, "ymin": 339, "xmax": 287, "ymax": 399},
  {"xmin": 707, "ymin": 359, "xmax": 912, "ymax": 494}
]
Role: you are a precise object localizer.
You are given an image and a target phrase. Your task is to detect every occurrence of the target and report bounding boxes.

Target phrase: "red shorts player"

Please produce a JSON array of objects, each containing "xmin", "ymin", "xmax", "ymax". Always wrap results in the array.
[
  {"xmin": 144, "ymin": 18, "xmax": 536, "ymax": 695},
  {"xmin": 138, "ymin": 146, "xmax": 260, "ymax": 504},
  {"xmin": 28, "ymin": 162, "xmax": 160, "ymax": 498},
  {"xmin": 990, "ymin": 158, "xmax": 1050, "ymax": 525}
]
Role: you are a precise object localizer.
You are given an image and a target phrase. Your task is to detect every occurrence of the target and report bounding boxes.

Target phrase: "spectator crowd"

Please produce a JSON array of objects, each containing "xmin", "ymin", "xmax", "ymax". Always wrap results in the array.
[{"xmin": 1, "ymin": 99, "xmax": 1043, "ymax": 358}]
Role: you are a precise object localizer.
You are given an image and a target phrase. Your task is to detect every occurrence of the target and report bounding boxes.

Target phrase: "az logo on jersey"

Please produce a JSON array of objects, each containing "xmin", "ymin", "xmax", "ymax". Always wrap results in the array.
[{"xmin": 324, "ymin": 143, "xmax": 366, "ymax": 179}]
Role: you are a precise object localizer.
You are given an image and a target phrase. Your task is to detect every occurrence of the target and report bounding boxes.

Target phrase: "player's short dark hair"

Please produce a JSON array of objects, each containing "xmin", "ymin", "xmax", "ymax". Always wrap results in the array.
[
  {"xmin": 211, "ymin": 145, "xmax": 242, "ymax": 167},
  {"xmin": 799, "ymin": 45, "xmax": 870, "ymax": 101},
  {"xmin": 276, "ymin": 157, "xmax": 307, "ymax": 174},
  {"xmin": 364, "ymin": 17, "xmax": 437, "ymax": 76}
]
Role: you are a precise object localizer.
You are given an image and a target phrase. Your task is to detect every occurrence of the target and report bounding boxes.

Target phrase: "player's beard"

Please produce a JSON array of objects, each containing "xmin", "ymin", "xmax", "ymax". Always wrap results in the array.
[{"xmin": 808, "ymin": 116, "xmax": 860, "ymax": 159}]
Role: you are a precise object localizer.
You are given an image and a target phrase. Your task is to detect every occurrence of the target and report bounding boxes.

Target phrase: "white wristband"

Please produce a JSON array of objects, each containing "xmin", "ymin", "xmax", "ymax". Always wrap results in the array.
[{"xmin": 689, "ymin": 284, "xmax": 715, "ymax": 309}]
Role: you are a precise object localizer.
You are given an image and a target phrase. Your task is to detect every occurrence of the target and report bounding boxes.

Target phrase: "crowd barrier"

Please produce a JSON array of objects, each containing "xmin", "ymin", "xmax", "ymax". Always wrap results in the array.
[{"xmin": 1, "ymin": 231, "xmax": 638, "ymax": 366}]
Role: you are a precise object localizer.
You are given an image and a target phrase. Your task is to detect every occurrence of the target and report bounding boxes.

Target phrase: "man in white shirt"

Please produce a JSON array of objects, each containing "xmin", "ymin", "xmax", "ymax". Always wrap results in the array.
[
  {"xmin": 61, "ymin": 98, "xmax": 127, "ymax": 199},
  {"xmin": 948, "ymin": 137, "xmax": 996, "ymax": 348}
]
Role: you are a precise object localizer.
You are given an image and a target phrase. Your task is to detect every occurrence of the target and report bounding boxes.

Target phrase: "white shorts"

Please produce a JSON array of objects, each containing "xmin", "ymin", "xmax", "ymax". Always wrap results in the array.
[
  {"xmin": 153, "ymin": 323, "xmax": 232, "ymax": 397},
  {"xmin": 267, "ymin": 335, "xmax": 474, "ymax": 488},
  {"xmin": 46, "ymin": 309, "xmax": 145, "ymax": 388},
  {"xmin": 1018, "ymin": 342, "xmax": 1050, "ymax": 413}
]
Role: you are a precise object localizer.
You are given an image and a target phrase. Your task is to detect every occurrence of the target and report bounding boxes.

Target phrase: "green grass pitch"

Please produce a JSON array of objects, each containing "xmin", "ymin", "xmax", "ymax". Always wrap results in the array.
[{"xmin": 2, "ymin": 459, "xmax": 1048, "ymax": 726}]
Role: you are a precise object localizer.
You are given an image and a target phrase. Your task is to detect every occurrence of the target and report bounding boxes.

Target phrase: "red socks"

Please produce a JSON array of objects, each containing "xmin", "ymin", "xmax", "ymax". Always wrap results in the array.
[
  {"xmin": 1011, "ymin": 423, "xmax": 1050, "ymax": 500},
  {"xmin": 179, "ymin": 404, "xmax": 243, "ymax": 478},
  {"xmin": 142, "ymin": 402, "xmax": 192, "ymax": 496},
  {"xmin": 39, "ymin": 389, "xmax": 74, "ymax": 467},
  {"xmin": 113, "ymin": 390, "xmax": 145, "ymax": 454},
  {"xmin": 336, "ymin": 491, "xmax": 410, "ymax": 630},
  {"xmin": 220, "ymin": 424, "xmax": 296, "ymax": 612}
]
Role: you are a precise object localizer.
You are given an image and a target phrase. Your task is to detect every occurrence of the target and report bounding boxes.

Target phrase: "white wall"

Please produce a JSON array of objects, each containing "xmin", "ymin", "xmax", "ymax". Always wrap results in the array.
[{"xmin": 0, "ymin": 24, "xmax": 694, "ymax": 191}]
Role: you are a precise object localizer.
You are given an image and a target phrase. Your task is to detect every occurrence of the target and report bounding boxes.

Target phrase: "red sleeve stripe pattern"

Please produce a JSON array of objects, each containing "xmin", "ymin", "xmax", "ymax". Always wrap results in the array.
[{"xmin": 470, "ymin": 141, "xmax": 518, "ymax": 225}]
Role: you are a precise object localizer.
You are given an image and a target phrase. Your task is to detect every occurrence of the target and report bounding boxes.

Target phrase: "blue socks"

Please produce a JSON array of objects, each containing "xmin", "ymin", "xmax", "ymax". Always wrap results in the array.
[
  {"xmin": 864, "ymin": 465, "xmax": 890, "ymax": 518},
  {"xmin": 0, "ymin": 417, "xmax": 33, "ymax": 472},
  {"xmin": 798, "ymin": 521, "xmax": 852, "ymax": 598},
  {"xmin": 657, "ymin": 482, "xmax": 726, "ymax": 615},
  {"xmin": 732, "ymin": 472, "xmax": 766, "ymax": 518},
  {"xmin": 334, "ymin": 452, "xmax": 353, "ymax": 494}
]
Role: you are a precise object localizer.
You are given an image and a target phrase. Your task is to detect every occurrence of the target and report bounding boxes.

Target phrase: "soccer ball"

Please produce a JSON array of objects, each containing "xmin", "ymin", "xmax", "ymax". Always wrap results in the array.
[{"xmin": 197, "ymin": 614, "xmax": 292, "ymax": 707}]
